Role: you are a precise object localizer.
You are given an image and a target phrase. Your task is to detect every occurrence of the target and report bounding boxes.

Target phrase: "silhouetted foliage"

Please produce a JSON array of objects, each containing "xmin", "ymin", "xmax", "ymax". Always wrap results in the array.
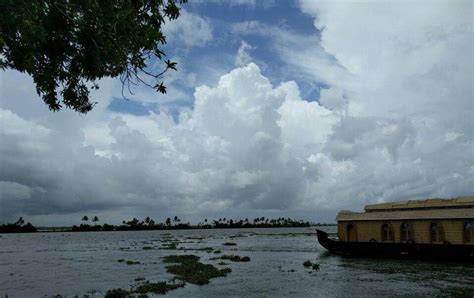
[
  {"xmin": 0, "ymin": 0, "xmax": 186, "ymax": 113},
  {"xmin": 0, "ymin": 218, "xmax": 37, "ymax": 233},
  {"xmin": 69, "ymin": 215, "xmax": 311, "ymax": 232}
]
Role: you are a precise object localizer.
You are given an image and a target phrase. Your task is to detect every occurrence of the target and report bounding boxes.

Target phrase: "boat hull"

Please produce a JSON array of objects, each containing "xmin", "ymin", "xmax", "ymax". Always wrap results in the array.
[{"xmin": 316, "ymin": 229, "xmax": 474, "ymax": 261}]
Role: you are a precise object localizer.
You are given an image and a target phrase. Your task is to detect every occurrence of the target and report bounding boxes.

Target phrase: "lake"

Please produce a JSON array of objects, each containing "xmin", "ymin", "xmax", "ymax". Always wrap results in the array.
[{"xmin": 1, "ymin": 227, "xmax": 473, "ymax": 297}]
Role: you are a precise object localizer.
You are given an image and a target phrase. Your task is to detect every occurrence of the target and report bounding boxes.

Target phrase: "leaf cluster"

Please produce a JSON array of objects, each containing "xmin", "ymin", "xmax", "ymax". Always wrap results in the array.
[{"xmin": 0, "ymin": 0, "xmax": 186, "ymax": 113}]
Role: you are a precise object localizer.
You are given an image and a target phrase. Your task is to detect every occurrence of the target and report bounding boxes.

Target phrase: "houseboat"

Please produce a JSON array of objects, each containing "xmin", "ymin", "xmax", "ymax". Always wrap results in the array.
[{"xmin": 316, "ymin": 196, "xmax": 474, "ymax": 261}]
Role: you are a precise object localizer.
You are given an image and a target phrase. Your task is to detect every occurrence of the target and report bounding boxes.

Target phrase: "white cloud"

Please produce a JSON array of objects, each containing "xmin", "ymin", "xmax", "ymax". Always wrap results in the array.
[
  {"xmin": 0, "ymin": 64, "xmax": 340, "ymax": 224},
  {"xmin": 163, "ymin": 10, "xmax": 213, "ymax": 47},
  {"xmin": 235, "ymin": 41, "xmax": 254, "ymax": 66}
]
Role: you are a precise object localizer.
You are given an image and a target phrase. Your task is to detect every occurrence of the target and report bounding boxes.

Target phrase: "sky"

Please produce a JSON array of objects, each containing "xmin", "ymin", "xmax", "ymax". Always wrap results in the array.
[{"xmin": 0, "ymin": 0, "xmax": 473, "ymax": 226}]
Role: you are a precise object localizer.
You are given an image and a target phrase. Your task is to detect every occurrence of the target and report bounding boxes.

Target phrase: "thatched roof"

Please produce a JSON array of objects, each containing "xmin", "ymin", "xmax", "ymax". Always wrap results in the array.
[
  {"xmin": 337, "ymin": 196, "xmax": 474, "ymax": 221},
  {"xmin": 364, "ymin": 196, "xmax": 474, "ymax": 212}
]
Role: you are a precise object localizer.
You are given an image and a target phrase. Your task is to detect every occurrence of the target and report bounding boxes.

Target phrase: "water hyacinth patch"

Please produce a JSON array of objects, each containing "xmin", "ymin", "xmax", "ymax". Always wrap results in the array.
[
  {"xmin": 163, "ymin": 254, "xmax": 232, "ymax": 285},
  {"xmin": 212, "ymin": 255, "xmax": 251, "ymax": 262}
]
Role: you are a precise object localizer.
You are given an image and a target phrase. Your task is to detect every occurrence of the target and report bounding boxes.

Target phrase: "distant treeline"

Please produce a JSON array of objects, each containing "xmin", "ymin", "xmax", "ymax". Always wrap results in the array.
[
  {"xmin": 0, "ymin": 217, "xmax": 37, "ymax": 233},
  {"xmin": 0, "ymin": 216, "xmax": 333, "ymax": 234},
  {"xmin": 71, "ymin": 216, "xmax": 315, "ymax": 232}
]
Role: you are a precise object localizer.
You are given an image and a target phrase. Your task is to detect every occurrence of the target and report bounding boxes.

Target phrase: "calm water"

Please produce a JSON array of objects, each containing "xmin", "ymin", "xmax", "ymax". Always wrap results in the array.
[{"xmin": 1, "ymin": 227, "xmax": 473, "ymax": 297}]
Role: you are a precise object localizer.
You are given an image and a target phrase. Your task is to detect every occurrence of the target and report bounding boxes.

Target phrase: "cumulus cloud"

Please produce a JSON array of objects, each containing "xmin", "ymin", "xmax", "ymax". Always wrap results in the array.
[
  {"xmin": 294, "ymin": 0, "xmax": 473, "ymax": 208},
  {"xmin": 0, "ymin": 64, "xmax": 340, "ymax": 224}
]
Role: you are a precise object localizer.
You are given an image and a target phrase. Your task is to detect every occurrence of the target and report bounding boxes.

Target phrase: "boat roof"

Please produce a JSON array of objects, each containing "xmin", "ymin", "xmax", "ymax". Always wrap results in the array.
[
  {"xmin": 364, "ymin": 196, "xmax": 474, "ymax": 212},
  {"xmin": 337, "ymin": 196, "xmax": 474, "ymax": 221}
]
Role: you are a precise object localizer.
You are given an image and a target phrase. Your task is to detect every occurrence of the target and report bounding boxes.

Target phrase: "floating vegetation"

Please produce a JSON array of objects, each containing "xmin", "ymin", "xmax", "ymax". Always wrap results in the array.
[
  {"xmin": 213, "ymin": 250, "xmax": 222, "ymax": 254},
  {"xmin": 161, "ymin": 242, "xmax": 178, "ymax": 250},
  {"xmin": 195, "ymin": 247, "xmax": 214, "ymax": 252},
  {"xmin": 186, "ymin": 236, "xmax": 204, "ymax": 240},
  {"xmin": 163, "ymin": 254, "xmax": 232, "ymax": 285},
  {"xmin": 126, "ymin": 260, "xmax": 141, "ymax": 265},
  {"xmin": 105, "ymin": 280, "xmax": 186, "ymax": 297},
  {"xmin": 163, "ymin": 255, "xmax": 200, "ymax": 263},
  {"xmin": 134, "ymin": 277, "xmax": 145, "ymax": 282},
  {"xmin": 303, "ymin": 260, "xmax": 320, "ymax": 270},
  {"xmin": 142, "ymin": 246, "xmax": 153, "ymax": 250},
  {"xmin": 134, "ymin": 280, "xmax": 186, "ymax": 295},
  {"xmin": 229, "ymin": 234, "xmax": 246, "ymax": 239},
  {"xmin": 104, "ymin": 288, "xmax": 131, "ymax": 298},
  {"xmin": 217, "ymin": 261, "xmax": 229, "ymax": 265},
  {"xmin": 117, "ymin": 259, "xmax": 125, "ymax": 263},
  {"xmin": 222, "ymin": 242, "xmax": 237, "ymax": 246},
  {"xmin": 212, "ymin": 255, "xmax": 250, "ymax": 262}
]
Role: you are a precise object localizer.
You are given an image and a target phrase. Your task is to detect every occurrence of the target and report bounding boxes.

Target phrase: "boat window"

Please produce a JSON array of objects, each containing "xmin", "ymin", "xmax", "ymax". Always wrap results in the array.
[
  {"xmin": 346, "ymin": 223, "xmax": 357, "ymax": 242},
  {"xmin": 381, "ymin": 223, "xmax": 394, "ymax": 242},
  {"xmin": 430, "ymin": 222, "xmax": 444, "ymax": 243},
  {"xmin": 400, "ymin": 222, "xmax": 413, "ymax": 242},
  {"xmin": 464, "ymin": 222, "xmax": 474, "ymax": 243}
]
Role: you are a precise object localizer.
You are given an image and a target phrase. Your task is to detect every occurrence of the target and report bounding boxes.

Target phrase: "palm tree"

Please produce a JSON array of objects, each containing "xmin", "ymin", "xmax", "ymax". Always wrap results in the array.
[
  {"xmin": 16, "ymin": 217, "xmax": 25, "ymax": 226},
  {"xmin": 145, "ymin": 217, "xmax": 151, "ymax": 225},
  {"xmin": 92, "ymin": 216, "xmax": 99, "ymax": 224},
  {"xmin": 166, "ymin": 218, "xmax": 171, "ymax": 226},
  {"xmin": 82, "ymin": 216, "xmax": 89, "ymax": 224},
  {"xmin": 173, "ymin": 216, "xmax": 180, "ymax": 225}
]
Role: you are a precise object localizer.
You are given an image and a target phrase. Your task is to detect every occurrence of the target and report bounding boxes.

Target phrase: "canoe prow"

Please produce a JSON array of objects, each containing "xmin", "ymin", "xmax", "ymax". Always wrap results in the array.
[{"xmin": 316, "ymin": 229, "xmax": 340, "ymax": 254}]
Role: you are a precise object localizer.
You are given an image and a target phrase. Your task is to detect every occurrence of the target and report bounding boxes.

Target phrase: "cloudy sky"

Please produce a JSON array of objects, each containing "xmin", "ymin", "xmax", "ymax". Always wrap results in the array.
[{"xmin": 0, "ymin": 0, "xmax": 472, "ymax": 226}]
